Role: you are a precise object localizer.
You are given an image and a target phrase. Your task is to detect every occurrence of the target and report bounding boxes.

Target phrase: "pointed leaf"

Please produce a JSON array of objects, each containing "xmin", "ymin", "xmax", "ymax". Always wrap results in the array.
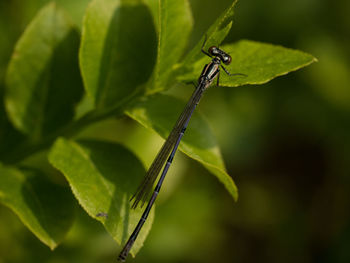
[
  {"xmin": 145, "ymin": 0, "xmax": 193, "ymax": 93},
  {"xmin": 80, "ymin": 0, "xmax": 157, "ymax": 109},
  {"xmin": 179, "ymin": 0, "xmax": 238, "ymax": 72},
  {"xmin": 0, "ymin": 163, "xmax": 75, "ymax": 249},
  {"xmin": 178, "ymin": 40, "xmax": 317, "ymax": 87},
  {"xmin": 126, "ymin": 94, "xmax": 238, "ymax": 201},
  {"xmin": 48, "ymin": 138, "xmax": 154, "ymax": 256},
  {"xmin": 5, "ymin": 3, "xmax": 83, "ymax": 136}
]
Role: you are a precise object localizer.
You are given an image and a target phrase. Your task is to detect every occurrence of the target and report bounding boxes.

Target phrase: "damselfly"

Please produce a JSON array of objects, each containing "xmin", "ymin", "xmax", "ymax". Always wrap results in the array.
[{"xmin": 118, "ymin": 37, "xmax": 245, "ymax": 261}]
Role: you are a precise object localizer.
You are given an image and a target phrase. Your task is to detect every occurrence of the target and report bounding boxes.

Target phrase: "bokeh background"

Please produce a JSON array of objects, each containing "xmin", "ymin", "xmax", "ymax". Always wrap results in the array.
[{"xmin": 1, "ymin": 0, "xmax": 350, "ymax": 262}]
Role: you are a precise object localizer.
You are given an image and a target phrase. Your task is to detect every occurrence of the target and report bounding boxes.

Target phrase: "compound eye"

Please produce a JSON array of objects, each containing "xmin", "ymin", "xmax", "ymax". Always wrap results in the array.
[
  {"xmin": 223, "ymin": 55, "xmax": 232, "ymax": 65},
  {"xmin": 208, "ymin": 46, "xmax": 218, "ymax": 56}
]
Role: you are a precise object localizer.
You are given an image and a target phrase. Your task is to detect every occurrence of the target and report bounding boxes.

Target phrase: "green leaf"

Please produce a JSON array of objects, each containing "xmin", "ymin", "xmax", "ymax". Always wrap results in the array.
[
  {"xmin": 5, "ymin": 2, "xmax": 83, "ymax": 137},
  {"xmin": 0, "ymin": 84, "xmax": 25, "ymax": 159},
  {"xmin": 48, "ymin": 138, "xmax": 154, "ymax": 256},
  {"xmin": 80, "ymin": 0, "xmax": 157, "ymax": 110},
  {"xmin": 178, "ymin": 40, "xmax": 317, "ymax": 87},
  {"xmin": 179, "ymin": 0, "xmax": 238, "ymax": 72},
  {"xmin": 0, "ymin": 163, "xmax": 75, "ymax": 249},
  {"xmin": 125, "ymin": 94, "xmax": 238, "ymax": 201},
  {"xmin": 144, "ymin": 0, "xmax": 193, "ymax": 93}
]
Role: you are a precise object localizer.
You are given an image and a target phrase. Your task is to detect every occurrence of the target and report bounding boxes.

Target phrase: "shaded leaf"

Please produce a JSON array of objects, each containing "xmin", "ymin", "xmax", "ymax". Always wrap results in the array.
[
  {"xmin": 48, "ymin": 138, "xmax": 154, "ymax": 256},
  {"xmin": 126, "ymin": 94, "xmax": 238, "ymax": 201},
  {"xmin": 80, "ymin": 0, "xmax": 157, "ymax": 110},
  {"xmin": 178, "ymin": 40, "xmax": 317, "ymax": 87},
  {"xmin": 0, "ymin": 163, "xmax": 75, "ymax": 249},
  {"xmin": 144, "ymin": 0, "xmax": 193, "ymax": 93},
  {"xmin": 0, "ymin": 83, "xmax": 25, "ymax": 159},
  {"xmin": 5, "ymin": 2, "xmax": 83, "ymax": 137}
]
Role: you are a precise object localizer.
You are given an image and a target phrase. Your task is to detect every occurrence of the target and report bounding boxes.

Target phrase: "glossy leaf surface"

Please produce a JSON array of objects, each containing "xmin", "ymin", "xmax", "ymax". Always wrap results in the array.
[
  {"xmin": 5, "ymin": 3, "xmax": 83, "ymax": 136},
  {"xmin": 80, "ymin": 0, "xmax": 157, "ymax": 110},
  {"xmin": 48, "ymin": 138, "xmax": 154, "ymax": 255},
  {"xmin": 178, "ymin": 40, "xmax": 317, "ymax": 87},
  {"xmin": 126, "ymin": 94, "xmax": 238, "ymax": 201}
]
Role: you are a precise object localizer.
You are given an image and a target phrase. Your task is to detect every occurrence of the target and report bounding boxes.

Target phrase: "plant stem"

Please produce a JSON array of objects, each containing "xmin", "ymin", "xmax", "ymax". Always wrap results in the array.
[{"xmin": 3, "ymin": 89, "xmax": 143, "ymax": 165}]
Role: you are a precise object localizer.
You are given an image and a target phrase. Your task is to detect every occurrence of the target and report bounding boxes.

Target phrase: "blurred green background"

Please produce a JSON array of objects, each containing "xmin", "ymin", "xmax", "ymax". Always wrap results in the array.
[{"xmin": 1, "ymin": 0, "xmax": 350, "ymax": 262}]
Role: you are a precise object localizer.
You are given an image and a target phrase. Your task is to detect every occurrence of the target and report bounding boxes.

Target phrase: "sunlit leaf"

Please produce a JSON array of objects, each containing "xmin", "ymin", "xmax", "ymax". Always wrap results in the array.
[
  {"xmin": 5, "ymin": 2, "xmax": 83, "ymax": 137},
  {"xmin": 48, "ymin": 138, "xmax": 154, "ymax": 256},
  {"xmin": 144, "ymin": 0, "xmax": 193, "ymax": 93},
  {"xmin": 0, "ymin": 163, "xmax": 75, "ymax": 249},
  {"xmin": 126, "ymin": 94, "xmax": 238, "ymax": 201},
  {"xmin": 179, "ymin": 0, "xmax": 238, "ymax": 72},
  {"xmin": 80, "ymin": 0, "xmax": 157, "ymax": 110},
  {"xmin": 178, "ymin": 40, "xmax": 317, "ymax": 87}
]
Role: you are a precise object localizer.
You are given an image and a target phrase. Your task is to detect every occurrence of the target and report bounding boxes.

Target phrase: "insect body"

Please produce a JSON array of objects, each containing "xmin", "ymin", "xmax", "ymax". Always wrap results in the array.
[{"xmin": 118, "ymin": 37, "xmax": 245, "ymax": 262}]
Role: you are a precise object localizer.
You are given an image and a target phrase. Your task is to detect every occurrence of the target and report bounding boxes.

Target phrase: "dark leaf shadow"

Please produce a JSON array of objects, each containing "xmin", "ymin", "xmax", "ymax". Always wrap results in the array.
[
  {"xmin": 21, "ymin": 169, "xmax": 75, "ymax": 244},
  {"xmin": 76, "ymin": 140, "xmax": 145, "ymax": 243},
  {"xmin": 96, "ymin": 2, "xmax": 157, "ymax": 109}
]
